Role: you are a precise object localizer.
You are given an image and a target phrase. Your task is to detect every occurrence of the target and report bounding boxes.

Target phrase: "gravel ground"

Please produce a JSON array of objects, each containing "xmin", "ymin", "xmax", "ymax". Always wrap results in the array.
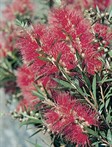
[
  {"xmin": 0, "ymin": 89, "xmax": 53, "ymax": 147},
  {"xmin": 0, "ymin": 89, "xmax": 32, "ymax": 147}
]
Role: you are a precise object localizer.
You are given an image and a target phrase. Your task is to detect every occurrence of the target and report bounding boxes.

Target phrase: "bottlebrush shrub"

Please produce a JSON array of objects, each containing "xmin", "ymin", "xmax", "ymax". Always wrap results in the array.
[{"xmin": 14, "ymin": 5, "xmax": 112, "ymax": 147}]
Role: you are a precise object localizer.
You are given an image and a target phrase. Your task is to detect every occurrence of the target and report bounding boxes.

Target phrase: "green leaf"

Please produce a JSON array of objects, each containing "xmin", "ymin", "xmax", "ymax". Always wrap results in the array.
[
  {"xmin": 92, "ymin": 74, "xmax": 96, "ymax": 100},
  {"xmin": 15, "ymin": 19, "xmax": 28, "ymax": 28},
  {"xmin": 38, "ymin": 56, "xmax": 49, "ymax": 62},
  {"xmin": 105, "ymin": 98, "xmax": 110, "ymax": 109},
  {"xmin": 82, "ymin": 87, "xmax": 90, "ymax": 97},
  {"xmin": 53, "ymin": 78, "xmax": 73, "ymax": 89},
  {"xmin": 96, "ymin": 6, "xmax": 100, "ymax": 14},
  {"xmin": 72, "ymin": 79, "xmax": 79, "ymax": 86},
  {"xmin": 96, "ymin": 73, "xmax": 101, "ymax": 82},
  {"xmin": 99, "ymin": 103, "xmax": 105, "ymax": 113},
  {"xmin": 59, "ymin": 66, "xmax": 71, "ymax": 81},
  {"xmin": 109, "ymin": 7, "xmax": 112, "ymax": 20},
  {"xmin": 105, "ymin": 87, "xmax": 112, "ymax": 99},
  {"xmin": 108, "ymin": 50, "xmax": 112, "ymax": 57},
  {"xmin": 34, "ymin": 85, "xmax": 44, "ymax": 93},
  {"xmin": 4, "ymin": 58, "xmax": 12, "ymax": 69},
  {"xmin": 75, "ymin": 50, "xmax": 83, "ymax": 68},
  {"xmin": 42, "ymin": 86, "xmax": 53, "ymax": 101},
  {"xmin": 82, "ymin": 72, "xmax": 91, "ymax": 88},
  {"xmin": 107, "ymin": 129, "xmax": 112, "ymax": 143},
  {"xmin": 104, "ymin": 78, "xmax": 112, "ymax": 83},
  {"xmin": 86, "ymin": 127, "xmax": 99, "ymax": 137},
  {"xmin": 32, "ymin": 90, "xmax": 45, "ymax": 101},
  {"xmin": 75, "ymin": 84, "xmax": 84, "ymax": 96},
  {"xmin": 74, "ymin": 66, "xmax": 82, "ymax": 74},
  {"xmin": 100, "ymin": 131, "xmax": 106, "ymax": 138},
  {"xmin": 106, "ymin": 107, "xmax": 112, "ymax": 123},
  {"xmin": 15, "ymin": 19, "xmax": 22, "ymax": 26},
  {"xmin": 20, "ymin": 118, "xmax": 42, "ymax": 127}
]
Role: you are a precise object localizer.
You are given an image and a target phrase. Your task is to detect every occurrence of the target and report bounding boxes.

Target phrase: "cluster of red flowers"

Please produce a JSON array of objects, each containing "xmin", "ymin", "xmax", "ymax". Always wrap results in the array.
[
  {"xmin": 45, "ymin": 93, "xmax": 97, "ymax": 145},
  {"xmin": 0, "ymin": 0, "xmax": 33, "ymax": 58},
  {"xmin": 18, "ymin": 7, "xmax": 111, "ymax": 77}
]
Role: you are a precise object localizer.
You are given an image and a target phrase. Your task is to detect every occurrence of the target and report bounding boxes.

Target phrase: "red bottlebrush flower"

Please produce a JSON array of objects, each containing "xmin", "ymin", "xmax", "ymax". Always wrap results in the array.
[
  {"xmin": 49, "ymin": 7, "xmax": 93, "ymax": 50},
  {"xmin": 18, "ymin": 34, "xmax": 39, "ymax": 62},
  {"xmin": 41, "ymin": 30, "xmax": 77, "ymax": 69},
  {"xmin": 18, "ymin": 24, "xmax": 45, "ymax": 62},
  {"xmin": 21, "ymin": 35, "xmax": 58, "ymax": 85},
  {"xmin": 49, "ymin": 8, "xmax": 83, "ymax": 32},
  {"xmin": 18, "ymin": 25, "xmax": 58, "ymax": 86},
  {"xmin": 48, "ymin": 7, "xmax": 104, "ymax": 74},
  {"xmin": 63, "ymin": 123, "xmax": 89, "ymax": 145},
  {"xmin": 3, "ymin": 0, "xmax": 33, "ymax": 21},
  {"xmin": 17, "ymin": 65, "xmax": 39, "ymax": 111},
  {"xmin": 37, "ymin": 64, "xmax": 58, "ymax": 86},
  {"xmin": 33, "ymin": 24, "xmax": 46, "ymax": 39},
  {"xmin": 45, "ymin": 93, "xmax": 97, "ymax": 145},
  {"xmin": 17, "ymin": 65, "xmax": 34, "ymax": 88}
]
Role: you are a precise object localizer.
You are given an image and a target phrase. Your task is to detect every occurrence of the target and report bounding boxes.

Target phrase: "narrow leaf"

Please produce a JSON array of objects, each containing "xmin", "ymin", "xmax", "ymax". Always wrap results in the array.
[
  {"xmin": 92, "ymin": 74, "xmax": 96, "ymax": 100},
  {"xmin": 86, "ymin": 127, "xmax": 99, "ymax": 137},
  {"xmin": 53, "ymin": 78, "xmax": 73, "ymax": 89},
  {"xmin": 32, "ymin": 91, "xmax": 45, "ymax": 101},
  {"xmin": 107, "ymin": 129, "xmax": 112, "ymax": 143}
]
